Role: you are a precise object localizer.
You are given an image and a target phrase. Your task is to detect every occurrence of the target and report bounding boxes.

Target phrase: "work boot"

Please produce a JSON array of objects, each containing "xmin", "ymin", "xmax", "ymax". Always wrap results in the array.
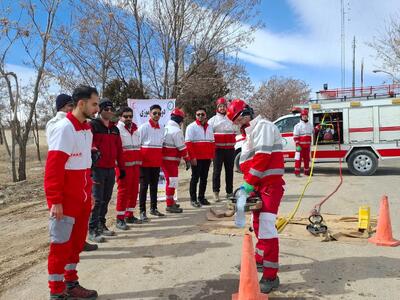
[
  {"xmin": 150, "ymin": 208, "xmax": 166, "ymax": 217},
  {"xmin": 83, "ymin": 241, "xmax": 98, "ymax": 252},
  {"xmin": 49, "ymin": 292, "xmax": 68, "ymax": 300},
  {"xmin": 116, "ymin": 219, "xmax": 129, "ymax": 230},
  {"xmin": 259, "ymin": 276, "xmax": 280, "ymax": 294},
  {"xmin": 66, "ymin": 281, "xmax": 98, "ymax": 299},
  {"xmin": 166, "ymin": 204, "xmax": 183, "ymax": 213},
  {"xmin": 125, "ymin": 216, "xmax": 142, "ymax": 224},
  {"xmin": 190, "ymin": 200, "xmax": 202, "ymax": 208},
  {"xmin": 88, "ymin": 230, "xmax": 105, "ymax": 243},
  {"xmin": 99, "ymin": 223, "xmax": 115, "ymax": 236},
  {"xmin": 140, "ymin": 211, "xmax": 150, "ymax": 222},
  {"xmin": 199, "ymin": 198, "xmax": 211, "ymax": 206},
  {"xmin": 213, "ymin": 192, "xmax": 220, "ymax": 202}
]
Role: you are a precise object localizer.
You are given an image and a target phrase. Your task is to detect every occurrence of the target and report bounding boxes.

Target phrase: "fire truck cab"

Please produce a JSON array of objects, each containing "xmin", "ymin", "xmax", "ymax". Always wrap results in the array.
[{"xmin": 235, "ymin": 84, "xmax": 400, "ymax": 176}]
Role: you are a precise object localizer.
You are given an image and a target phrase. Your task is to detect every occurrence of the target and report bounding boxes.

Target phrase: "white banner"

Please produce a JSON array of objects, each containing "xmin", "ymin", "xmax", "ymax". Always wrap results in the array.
[
  {"xmin": 127, "ymin": 99, "xmax": 176, "ymax": 127},
  {"xmin": 127, "ymin": 99, "xmax": 177, "ymax": 202}
]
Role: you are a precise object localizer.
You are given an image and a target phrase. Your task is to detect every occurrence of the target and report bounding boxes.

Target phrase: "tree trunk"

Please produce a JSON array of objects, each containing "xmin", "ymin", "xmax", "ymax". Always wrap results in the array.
[
  {"xmin": 0, "ymin": 124, "xmax": 11, "ymax": 157},
  {"xmin": 10, "ymin": 123, "xmax": 17, "ymax": 182},
  {"xmin": 33, "ymin": 110, "xmax": 41, "ymax": 162},
  {"xmin": 18, "ymin": 141, "xmax": 27, "ymax": 181}
]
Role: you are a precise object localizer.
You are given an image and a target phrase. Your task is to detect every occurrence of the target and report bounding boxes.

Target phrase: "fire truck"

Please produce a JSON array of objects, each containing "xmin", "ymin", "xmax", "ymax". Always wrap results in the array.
[{"xmin": 235, "ymin": 84, "xmax": 400, "ymax": 176}]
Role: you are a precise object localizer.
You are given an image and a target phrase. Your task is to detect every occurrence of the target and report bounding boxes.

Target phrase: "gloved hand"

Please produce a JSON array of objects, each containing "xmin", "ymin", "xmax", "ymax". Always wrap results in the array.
[
  {"xmin": 119, "ymin": 169, "xmax": 126, "ymax": 180},
  {"xmin": 296, "ymin": 145, "xmax": 302, "ymax": 152},
  {"xmin": 91, "ymin": 149, "xmax": 101, "ymax": 165},
  {"xmin": 241, "ymin": 182, "xmax": 254, "ymax": 194},
  {"xmin": 185, "ymin": 160, "xmax": 191, "ymax": 171}
]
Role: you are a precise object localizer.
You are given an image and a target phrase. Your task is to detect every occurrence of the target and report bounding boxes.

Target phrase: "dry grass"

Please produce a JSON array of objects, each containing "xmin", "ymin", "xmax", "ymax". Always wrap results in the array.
[{"xmin": 0, "ymin": 130, "xmax": 47, "ymax": 203}]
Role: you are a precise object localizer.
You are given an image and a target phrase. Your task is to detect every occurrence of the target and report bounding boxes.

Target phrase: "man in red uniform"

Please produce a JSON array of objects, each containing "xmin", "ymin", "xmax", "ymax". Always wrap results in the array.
[
  {"xmin": 45, "ymin": 85, "xmax": 99, "ymax": 299},
  {"xmin": 208, "ymin": 98, "xmax": 237, "ymax": 202},
  {"xmin": 185, "ymin": 108, "xmax": 215, "ymax": 207},
  {"xmin": 293, "ymin": 109, "xmax": 313, "ymax": 176},
  {"xmin": 138, "ymin": 104, "xmax": 165, "ymax": 220},
  {"xmin": 115, "ymin": 107, "xmax": 142, "ymax": 230},
  {"xmin": 162, "ymin": 108, "xmax": 190, "ymax": 213},
  {"xmin": 227, "ymin": 99, "xmax": 285, "ymax": 294}
]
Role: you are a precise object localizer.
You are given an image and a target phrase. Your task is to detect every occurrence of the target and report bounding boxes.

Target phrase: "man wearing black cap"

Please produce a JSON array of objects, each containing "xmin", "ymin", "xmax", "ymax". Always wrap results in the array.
[
  {"xmin": 45, "ymin": 93, "xmax": 98, "ymax": 252},
  {"xmin": 46, "ymin": 94, "xmax": 74, "ymax": 138},
  {"xmin": 89, "ymin": 98, "xmax": 125, "ymax": 242}
]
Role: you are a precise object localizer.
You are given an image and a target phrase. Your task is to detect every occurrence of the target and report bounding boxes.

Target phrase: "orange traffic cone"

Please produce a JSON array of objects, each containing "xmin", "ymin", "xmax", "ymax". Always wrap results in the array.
[
  {"xmin": 368, "ymin": 195, "xmax": 400, "ymax": 247},
  {"xmin": 232, "ymin": 234, "xmax": 268, "ymax": 300}
]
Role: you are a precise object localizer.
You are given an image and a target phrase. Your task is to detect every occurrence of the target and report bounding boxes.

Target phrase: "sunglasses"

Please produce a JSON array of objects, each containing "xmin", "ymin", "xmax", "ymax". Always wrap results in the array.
[
  {"xmin": 152, "ymin": 112, "xmax": 161, "ymax": 116},
  {"xmin": 122, "ymin": 115, "xmax": 133, "ymax": 119},
  {"xmin": 196, "ymin": 113, "xmax": 205, "ymax": 116},
  {"xmin": 103, "ymin": 107, "xmax": 114, "ymax": 112}
]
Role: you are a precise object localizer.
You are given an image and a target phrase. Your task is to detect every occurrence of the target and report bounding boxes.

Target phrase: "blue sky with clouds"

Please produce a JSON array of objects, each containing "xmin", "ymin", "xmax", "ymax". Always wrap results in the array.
[
  {"xmin": 241, "ymin": 0, "xmax": 400, "ymax": 96},
  {"xmin": 5, "ymin": 0, "xmax": 400, "ymax": 97}
]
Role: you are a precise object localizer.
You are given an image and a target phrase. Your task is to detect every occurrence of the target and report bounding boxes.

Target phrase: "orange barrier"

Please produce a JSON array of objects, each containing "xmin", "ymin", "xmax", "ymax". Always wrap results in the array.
[
  {"xmin": 232, "ymin": 234, "xmax": 268, "ymax": 300},
  {"xmin": 368, "ymin": 195, "xmax": 400, "ymax": 247}
]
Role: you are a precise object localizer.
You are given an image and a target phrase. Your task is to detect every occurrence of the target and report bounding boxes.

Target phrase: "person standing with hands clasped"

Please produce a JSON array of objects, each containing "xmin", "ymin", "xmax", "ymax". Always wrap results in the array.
[
  {"xmin": 138, "ymin": 104, "xmax": 165, "ymax": 221},
  {"xmin": 115, "ymin": 107, "xmax": 143, "ymax": 230},
  {"xmin": 185, "ymin": 108, "xmax": 215, "ymax": 208}
]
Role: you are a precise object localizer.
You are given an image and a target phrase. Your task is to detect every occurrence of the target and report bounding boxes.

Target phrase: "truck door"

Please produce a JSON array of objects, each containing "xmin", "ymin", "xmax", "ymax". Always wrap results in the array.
[{"xmin": 274, "ymin": 115, "xmax": 300, "ymax": 160}]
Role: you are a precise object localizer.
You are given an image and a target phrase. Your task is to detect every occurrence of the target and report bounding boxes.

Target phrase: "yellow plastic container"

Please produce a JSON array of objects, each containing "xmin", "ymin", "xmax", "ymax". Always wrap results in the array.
[{"xmin": 358, "ymin": 206, "xmax": 370, "ymax": 231}]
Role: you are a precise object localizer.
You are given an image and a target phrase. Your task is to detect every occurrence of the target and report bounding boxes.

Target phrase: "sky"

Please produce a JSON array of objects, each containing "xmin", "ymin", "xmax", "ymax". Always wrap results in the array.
[
  {"xmin": 242, "ymin": 0, "xmax": 400, "ymax": 95},
  {"xmin": 4, "ymin": 0, "xmax": 400, "ymax": 99}
]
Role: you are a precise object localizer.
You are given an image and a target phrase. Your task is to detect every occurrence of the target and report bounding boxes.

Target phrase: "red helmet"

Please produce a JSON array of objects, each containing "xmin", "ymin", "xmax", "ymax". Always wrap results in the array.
[
  {"xmin": 301, "ymin": 109, "xmax": 309, "ymax": 116},
  {"xmin": 171, "ymin": 108, "xmax": 185, "ymax": 118},
  {"xmin": 216, "ymin": 97, "xmax": 227, "ymax": 106},
  {"xmin": 227, "ymin": 99, "xmax": 250, "ymax": 121}
]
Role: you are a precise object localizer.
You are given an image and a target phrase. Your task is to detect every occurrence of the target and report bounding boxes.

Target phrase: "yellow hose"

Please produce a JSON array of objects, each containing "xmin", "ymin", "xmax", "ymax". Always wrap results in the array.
[{"xmin": 276, "ymin": 114, "xmax": 327, "ymax": 233}]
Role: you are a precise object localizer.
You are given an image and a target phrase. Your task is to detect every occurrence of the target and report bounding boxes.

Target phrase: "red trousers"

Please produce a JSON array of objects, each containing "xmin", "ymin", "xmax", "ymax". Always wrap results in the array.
[
  {"xmin": 116, "ymin": 165, "xmax": 140, "ymax": 219},
  {"xmin": 253, "ymin": 184, "xmax": 284, "ymax": 279},
  {"xmin": 48, "ymin": 198, "xmax": 91, "ymax": 294},
  {"xmin": 294, "ymin": 146, "xmax": 310, "ymax": 175},
  {"xmin": 161, "ymin": 160, "xmax": 179, "ymax": 207}
]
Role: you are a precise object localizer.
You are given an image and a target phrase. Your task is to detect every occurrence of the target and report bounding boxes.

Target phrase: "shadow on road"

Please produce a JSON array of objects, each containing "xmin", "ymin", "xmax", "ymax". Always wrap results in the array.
[{"xmin": 278, "ymin": 255, "xmax": 400, "ymax": 297}]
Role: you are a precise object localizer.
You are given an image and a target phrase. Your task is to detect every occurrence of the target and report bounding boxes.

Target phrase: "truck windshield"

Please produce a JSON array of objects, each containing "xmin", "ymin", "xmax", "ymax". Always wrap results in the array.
[{"xmin": 275, "ymin": 116, "xmax": 300, "ymax": 133}]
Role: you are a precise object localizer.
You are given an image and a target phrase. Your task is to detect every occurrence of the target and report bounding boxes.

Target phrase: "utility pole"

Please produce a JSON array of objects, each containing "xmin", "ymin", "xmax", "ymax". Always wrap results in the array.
[
  {"xmin": 352, "ymin": 36, "xmax": 356, "ymax": 97},
  {"xmin": 341, "ymin": 0, "xmax": 346, "ymax": 89},
  {"xmin": 360, "ymin": 58, "xmax": 364, "ymax": 93}
]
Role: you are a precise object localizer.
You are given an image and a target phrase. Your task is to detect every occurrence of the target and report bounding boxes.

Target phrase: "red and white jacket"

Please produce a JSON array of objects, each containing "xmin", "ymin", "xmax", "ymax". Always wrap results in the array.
[
  {"xmin": 293, "ymin": 120, "xmax": 313, "ymax": 148},
  {"xmin": 138, "ymin": 119, "xmax": 165, "ymax": 167},
  {"xmin": 185, "ymin": 120, "xmax": 215, "ymax": 160},
  {"xmin": 117, "ymin": 121, "xmax": 142, "ymax": 167},
  {"xmin": 239, "ymin": 116, "xmax": 285, "ymax": 187},
  {"xmin": 208, "ymin": 112, "xmax": 238, "ymax": 149},
  {"xmin": 162, "ymin": 120, "xmax": 189, "ymax": 163},
  {"xmin": 44, "ymin": 113, "xmax": 93, "ymax": 207}
]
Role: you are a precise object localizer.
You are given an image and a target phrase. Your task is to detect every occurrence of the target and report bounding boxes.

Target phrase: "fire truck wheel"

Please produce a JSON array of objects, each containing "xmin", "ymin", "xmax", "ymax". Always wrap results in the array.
[
  {"xmin": 347, "ymin": 149, "xmax": 378, "ymax": 176},
  {"xmin": 234, "ymin": 151, "xmax": 242, "ymax": 173}
]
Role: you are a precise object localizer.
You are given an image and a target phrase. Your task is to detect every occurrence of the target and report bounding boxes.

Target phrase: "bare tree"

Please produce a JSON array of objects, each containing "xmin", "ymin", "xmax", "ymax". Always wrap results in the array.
[
  {"xmin": 251, "ymin": 76, "xmax": 310, "ymax": 121},
  {"xmin": 51, "ymin": 0, "xmax": 126, "ymax": 94},
  {"xmin": 146, "ymin": 0, "xmax": 261, "ymax": 98},
  {"xmin": 370, "ymin": 16, "xmax": 400, "ymax": 78},
  {"xmin": 0, "ymin": 0, "xmax": 61, "ymax": 182}
]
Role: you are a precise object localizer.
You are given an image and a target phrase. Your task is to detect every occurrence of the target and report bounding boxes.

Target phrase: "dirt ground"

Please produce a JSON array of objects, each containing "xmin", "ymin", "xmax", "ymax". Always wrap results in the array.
[{"xmin": 1, "ymin": 141, "xmax": 400, "ymax": 299}]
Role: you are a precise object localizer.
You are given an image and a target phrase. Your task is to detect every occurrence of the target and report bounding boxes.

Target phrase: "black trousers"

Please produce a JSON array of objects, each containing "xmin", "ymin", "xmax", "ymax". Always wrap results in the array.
[
  {"xmin": 212, "ymin": 148, "xmax": 235, "ymax": 194},
  {"xmin": 189, "ymin": 159, "xmax": 211, "ymax": 201},
  {"xmin": 89, "ymin": 167, "xmax": 115, "ymax": 231},
  {"xmin": 139, "ymin": 167, "xmax": 160, "ymax": 212}
]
